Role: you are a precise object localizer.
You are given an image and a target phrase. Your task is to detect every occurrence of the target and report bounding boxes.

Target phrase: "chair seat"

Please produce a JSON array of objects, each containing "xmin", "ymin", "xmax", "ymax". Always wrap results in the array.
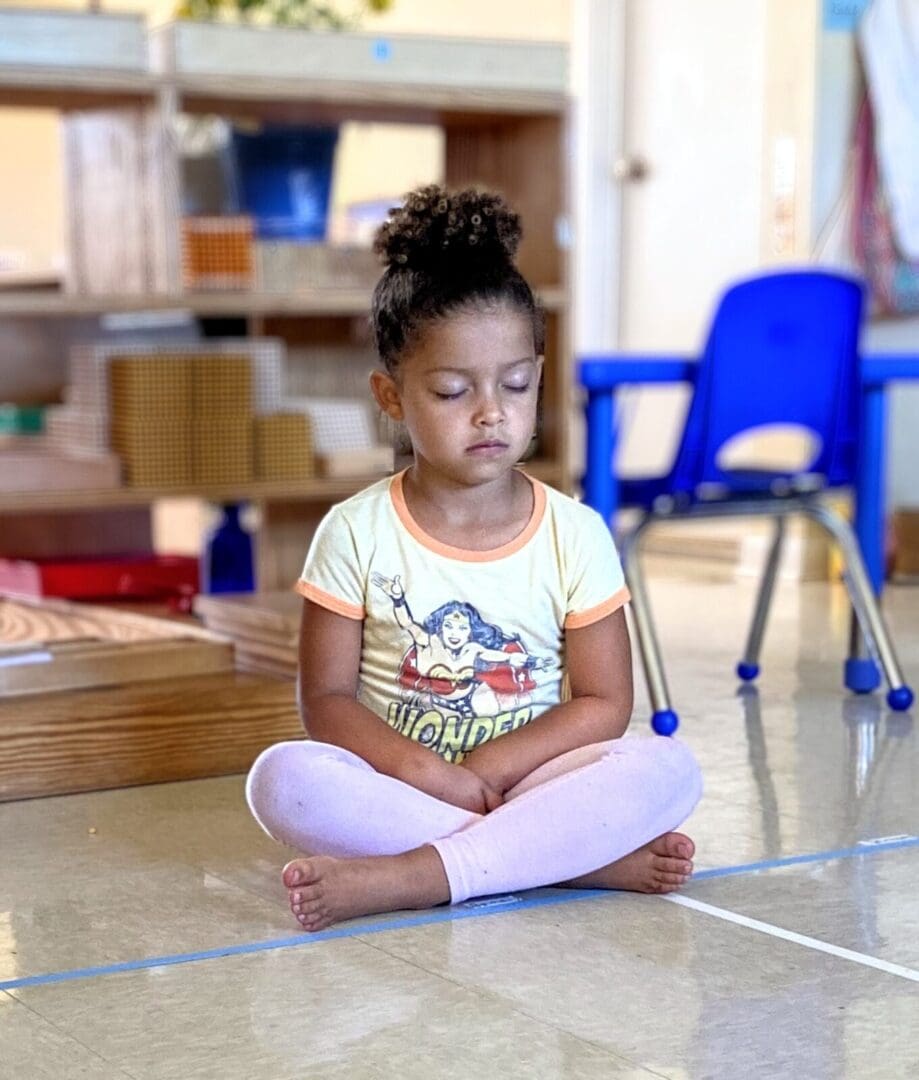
[{"xmin": 616, "ymin": 470, "xmax": 832, "ymax": 511}]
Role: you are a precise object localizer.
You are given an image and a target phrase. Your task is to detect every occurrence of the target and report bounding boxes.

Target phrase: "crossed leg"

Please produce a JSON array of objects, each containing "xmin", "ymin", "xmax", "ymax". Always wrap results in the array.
[{"xmin": 246, "ymin": 735, "xmax": 702, "ymax": 931}]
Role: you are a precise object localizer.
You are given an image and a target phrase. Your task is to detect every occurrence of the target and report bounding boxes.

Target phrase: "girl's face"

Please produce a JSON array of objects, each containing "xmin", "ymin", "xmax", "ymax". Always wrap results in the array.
[
  {"xmin": 441, "ymin": 611, "xmax": 472, "ymax": 649},
  {"xmin": 371, "ymin": 303, "xmax": 541, "ymax": 487}
]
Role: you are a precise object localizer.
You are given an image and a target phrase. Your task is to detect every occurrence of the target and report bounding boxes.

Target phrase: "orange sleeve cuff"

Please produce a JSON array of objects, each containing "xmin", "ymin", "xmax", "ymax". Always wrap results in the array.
[
  {"xmin": 564, "ymin": 585, "xmax": 631, "ymax": 629},
  {"xmin": 294, "ymin": 580, "xmax": 365, "ymax": 620}
]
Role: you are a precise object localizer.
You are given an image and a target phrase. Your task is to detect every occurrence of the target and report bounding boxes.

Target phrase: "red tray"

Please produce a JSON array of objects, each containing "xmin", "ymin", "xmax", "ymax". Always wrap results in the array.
[{"xmin": 0, "ymin": 554, "xmax": 200, "ymax": 611}]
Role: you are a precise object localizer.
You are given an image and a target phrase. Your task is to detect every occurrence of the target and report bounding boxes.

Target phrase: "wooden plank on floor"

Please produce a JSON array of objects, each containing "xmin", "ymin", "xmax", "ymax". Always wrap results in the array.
[
  {"xmin": 193, "ymin": 590, "xmax": 299, "ymax": 641},
  {"xmin": 0, "ymin": 637, "xmax": 234, "ymax": 696},
  {"xmin": 0, "ymin": 672, "xmax": 301, "ymax": 801}
]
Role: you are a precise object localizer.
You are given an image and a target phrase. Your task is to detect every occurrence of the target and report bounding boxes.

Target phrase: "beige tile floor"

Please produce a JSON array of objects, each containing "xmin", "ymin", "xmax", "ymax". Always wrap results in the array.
[{"xmin": 2, "ymin": 577, "xmax": 918, "ymax": 1079}]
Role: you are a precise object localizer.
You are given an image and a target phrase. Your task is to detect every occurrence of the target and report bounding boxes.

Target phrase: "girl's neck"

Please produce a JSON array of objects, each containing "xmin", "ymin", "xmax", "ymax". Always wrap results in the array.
[{"xmin": 401, "ymin": 461, "xmax": 533, "ymax": 551}]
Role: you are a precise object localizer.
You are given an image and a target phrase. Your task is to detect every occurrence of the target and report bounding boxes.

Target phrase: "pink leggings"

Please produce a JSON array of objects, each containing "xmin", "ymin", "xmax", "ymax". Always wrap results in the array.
[{"xmin": 246, "ymin": 735, "xmax": 702, "ymax": 904}]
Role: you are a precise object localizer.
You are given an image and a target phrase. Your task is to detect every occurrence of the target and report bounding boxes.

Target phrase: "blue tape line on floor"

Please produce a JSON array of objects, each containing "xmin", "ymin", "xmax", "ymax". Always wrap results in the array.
[
  {"xmin": 0, "ymin": 889, "xmax": 601, "ymax": 991},
  {"xmin": 2, "ymin": 834, "xmax": 917, "ymax": 993},
  {"xmin": 691, "ymin": 834, "xmax": 919, "ymax": 881}
]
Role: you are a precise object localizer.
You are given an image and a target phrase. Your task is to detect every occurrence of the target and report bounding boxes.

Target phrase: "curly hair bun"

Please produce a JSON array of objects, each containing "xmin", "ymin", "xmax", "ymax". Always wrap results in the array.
[{"xmin": 373, "ymin": 185, "xmax": 522, "ymax": 273}]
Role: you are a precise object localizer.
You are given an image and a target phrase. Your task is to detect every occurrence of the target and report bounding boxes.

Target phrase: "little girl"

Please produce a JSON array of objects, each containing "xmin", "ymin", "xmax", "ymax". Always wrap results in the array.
[{"xmin": 246, "ymin": 185, "xmax": 703, "ymax": 931}]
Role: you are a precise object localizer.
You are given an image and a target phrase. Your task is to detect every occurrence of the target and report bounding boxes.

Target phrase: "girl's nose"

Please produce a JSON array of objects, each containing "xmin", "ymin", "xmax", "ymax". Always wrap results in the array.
[{"xmin": 473, "ymin": 393, "xmax": 505, "ymax": 427}]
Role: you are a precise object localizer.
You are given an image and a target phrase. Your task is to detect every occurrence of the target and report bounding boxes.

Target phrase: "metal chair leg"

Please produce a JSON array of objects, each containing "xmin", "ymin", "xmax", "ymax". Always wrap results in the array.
[
  {"xmin": 847, "ymin": 618, "xmax": 881, "ymax": 694},
  {"xmin": 621, "ymin": 519, "xmax": 679, "ymax": 734},
  {"xmin": 803, "ymin": 503, "xmax": 914, "ymax": 711},
  {"xmin": 737, "ymin": 516, "xmax": 786, "ymax": 682}
]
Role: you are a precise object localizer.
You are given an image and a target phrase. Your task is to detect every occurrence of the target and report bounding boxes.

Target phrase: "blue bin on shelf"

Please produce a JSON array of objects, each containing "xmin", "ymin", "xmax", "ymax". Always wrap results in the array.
[{"xmin": 230, "ymin": 125, "xmax": 339, "ymax": 241}]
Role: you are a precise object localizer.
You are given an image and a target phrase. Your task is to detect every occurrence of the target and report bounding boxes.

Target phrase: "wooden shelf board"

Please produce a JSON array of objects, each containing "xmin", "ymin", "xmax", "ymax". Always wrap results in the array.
[
  {"xmin": 0, "ymin": 66, "xmax": 159, "ymax": 109},
  {"xmin": 176, "ymin": 75, "xmax": 565, "ymax": 121},
  {"xmin": 0, "ymin": 70, "xmax": 562, "ymax": 118},
  {"xmin": 0, "ymin": 460, "xmax": 562, "ymax": 515},
  {"xmin": 0, "ymin": 478, "xmax": 364, "ymax": 514},
  {"xmin": 0, "ymin": 286, "xmax": 564, "ymax": 318}
]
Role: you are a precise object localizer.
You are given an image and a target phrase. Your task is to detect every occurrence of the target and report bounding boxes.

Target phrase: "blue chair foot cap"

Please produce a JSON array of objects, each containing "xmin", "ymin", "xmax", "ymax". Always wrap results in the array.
[
  {"xmin": 887, "ymin": 686, "xmax": 914, "ymax": 712},
  {"xmin": 845, "ymin": 657, "xmax": 881, "ymax": 694},
  {"xmin": 736, "ymin": 662, "xmax": 760, "ymax": 682},
  {"xmin": 651, "ymin": 709, "xmax": 680, "ymax": 736}
]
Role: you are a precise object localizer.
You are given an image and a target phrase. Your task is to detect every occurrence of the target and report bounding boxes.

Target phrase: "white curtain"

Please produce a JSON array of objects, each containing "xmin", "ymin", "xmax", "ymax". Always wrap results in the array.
[{"xmin": 859, "ymin": 0, "xmax": 919, "ymax": 259}]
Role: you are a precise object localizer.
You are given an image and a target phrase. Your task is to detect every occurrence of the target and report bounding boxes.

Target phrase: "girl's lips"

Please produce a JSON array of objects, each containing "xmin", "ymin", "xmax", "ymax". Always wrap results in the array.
[{"xmin": 466, "ymin": 441, "xmax": 509, "ymax": 454}]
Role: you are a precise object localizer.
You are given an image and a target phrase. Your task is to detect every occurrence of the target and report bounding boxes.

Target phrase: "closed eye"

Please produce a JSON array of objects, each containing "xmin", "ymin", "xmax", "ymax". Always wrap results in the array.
[
  {"xmin": 434, "ymin": 389, "xmax": 466, "ymax": 400},
  {"xmin": 504, "ymin": 383, "xmax": 531, "ymax": 393}
]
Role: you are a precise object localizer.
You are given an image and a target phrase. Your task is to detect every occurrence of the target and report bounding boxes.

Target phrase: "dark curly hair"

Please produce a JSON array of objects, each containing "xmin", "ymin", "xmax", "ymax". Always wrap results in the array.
[{"xmin": 370, "ymin": 184, "xmax": 545, "ymax": 374}]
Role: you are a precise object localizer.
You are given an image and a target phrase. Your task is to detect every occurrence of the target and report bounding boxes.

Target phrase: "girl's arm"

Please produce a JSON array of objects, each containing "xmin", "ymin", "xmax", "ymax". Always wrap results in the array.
[
  {"xmin": 298, "ymin": 600, "xmax": 502, "ymax": 813},
  {"xmin": 459, "ymin": 607, "xmax": 633, "ymax": 794}
]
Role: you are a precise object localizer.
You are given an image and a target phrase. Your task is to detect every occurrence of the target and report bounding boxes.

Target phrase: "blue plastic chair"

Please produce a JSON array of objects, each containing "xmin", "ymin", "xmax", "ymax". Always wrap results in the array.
[{"xmin": 580, "ymin": 270, "xmax": 914, "ymax": 734}]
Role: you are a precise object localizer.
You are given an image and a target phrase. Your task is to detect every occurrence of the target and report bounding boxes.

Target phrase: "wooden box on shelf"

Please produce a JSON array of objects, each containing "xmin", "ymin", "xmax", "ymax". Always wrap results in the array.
[
  {"xmin": 182, "ymin": 216, "xmax": 255, "ymax": 291},
  {"xmin": 0, "ymin": 10, "xmax": 148, "ymax": 72},
  {"xmin": 254, "ymin": 413, "xmax": 315, "ymax": 482},
  {"xmin": 255, "ymin": 242, "xmax": 379, "ymax": 293},
  {"xmin": 108, "ymin": 354, "xmax": 194, "ymax": 485},
  {"xmin": 192, "ymin": 419, "xmax": 254, "ymax": 485}
]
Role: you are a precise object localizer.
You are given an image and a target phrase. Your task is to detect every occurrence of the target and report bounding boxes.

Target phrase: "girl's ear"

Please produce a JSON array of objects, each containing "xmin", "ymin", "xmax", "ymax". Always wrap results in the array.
[{"xmin": 369, "ymin": 370, "xmax": 404, "ymax": 422}]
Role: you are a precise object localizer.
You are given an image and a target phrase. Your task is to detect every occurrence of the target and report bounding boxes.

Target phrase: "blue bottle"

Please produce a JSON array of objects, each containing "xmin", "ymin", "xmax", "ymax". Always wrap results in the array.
[{"xmin": 202, "ymin": 503, "xmax": 255, "ymax": 594}]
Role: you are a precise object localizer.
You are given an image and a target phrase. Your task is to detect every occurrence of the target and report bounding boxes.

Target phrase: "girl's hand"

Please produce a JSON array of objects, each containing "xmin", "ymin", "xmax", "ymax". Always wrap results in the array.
[
  {"xmin": 409, "ymin": 755, "xmax": 503, "ymax": 814},
  {"xmin": 449, "ymin": 765, "xmax": 504, "ymax": 814},
  {"xmin": 370, "ymin": 573, "xmax": 404, "ymax": 601},
  {"xmin": 399, "ymin": 753, "xmax": 501, "ymax": 814}
]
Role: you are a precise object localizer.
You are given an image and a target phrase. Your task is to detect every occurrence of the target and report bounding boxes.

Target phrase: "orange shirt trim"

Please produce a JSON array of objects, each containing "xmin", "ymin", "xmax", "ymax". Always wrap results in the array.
[
  {"xmin": 564, "ymin": 586, "xmax": 631, "ymax": 629},
  {"xmin": 295, "ymin": 579, "xmax": 365, "ymax": 620},
  {"xmin": 389, "ymin": 468, "xmax": 547, "ymax": 563}
]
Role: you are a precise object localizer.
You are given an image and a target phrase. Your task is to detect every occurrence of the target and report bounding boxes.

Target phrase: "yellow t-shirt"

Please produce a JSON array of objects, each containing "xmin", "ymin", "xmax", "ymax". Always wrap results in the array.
[{"xmin": 297, "ymin": 470, "xmax": 629, "ymax": 762}]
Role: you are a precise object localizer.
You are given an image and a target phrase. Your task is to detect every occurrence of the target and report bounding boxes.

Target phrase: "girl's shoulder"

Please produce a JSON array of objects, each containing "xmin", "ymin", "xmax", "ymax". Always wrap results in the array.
[
  {"xmin": 540, "ymin": 482, "xmax": 610, "ymax": 536},
  {"xmin": 536, "ymin": 482, "xmax": 621, "ymax": 575},
  {"xmin": 320, "ymin": 474, "xmax": 395, "ymax": 529}
]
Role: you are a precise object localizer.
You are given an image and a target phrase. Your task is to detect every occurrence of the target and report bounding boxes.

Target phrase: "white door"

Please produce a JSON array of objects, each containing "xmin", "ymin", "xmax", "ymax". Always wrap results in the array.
[{"xmin": 573, "ymin": 0, "xmax": 768, "ymax": 476}]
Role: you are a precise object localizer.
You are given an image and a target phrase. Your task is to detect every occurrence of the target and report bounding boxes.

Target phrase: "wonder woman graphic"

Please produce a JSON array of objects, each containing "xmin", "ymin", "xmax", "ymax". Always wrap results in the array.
[{"xmin": 371, "ymin": 573, "xmax": 551, "ymax": 717}]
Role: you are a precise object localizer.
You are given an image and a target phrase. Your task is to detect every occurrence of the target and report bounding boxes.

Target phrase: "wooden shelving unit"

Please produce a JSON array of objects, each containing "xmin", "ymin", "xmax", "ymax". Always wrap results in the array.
[
  {"xmin": 0, "ymin": 460, "xmax": 562, "ymax": 516},
  {"xmin": 0, "ymin": 16, "xmax": 570, "ymax": 589},
  {"xmin": 0, "ymin": 287, "xmax": 566, "ymax": 319}
]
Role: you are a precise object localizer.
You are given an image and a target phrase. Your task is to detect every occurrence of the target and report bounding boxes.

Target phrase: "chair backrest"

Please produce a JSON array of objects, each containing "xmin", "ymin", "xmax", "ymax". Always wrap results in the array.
[{"xmin": 668, "ymin": 270, "xmax": 864, "ymax": 495}]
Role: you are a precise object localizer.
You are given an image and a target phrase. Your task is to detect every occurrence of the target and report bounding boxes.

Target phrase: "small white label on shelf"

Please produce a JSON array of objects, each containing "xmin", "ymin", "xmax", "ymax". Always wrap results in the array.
[{"xmin": 101, "ymin": 311, "xmax": 196, "ymax": 332}]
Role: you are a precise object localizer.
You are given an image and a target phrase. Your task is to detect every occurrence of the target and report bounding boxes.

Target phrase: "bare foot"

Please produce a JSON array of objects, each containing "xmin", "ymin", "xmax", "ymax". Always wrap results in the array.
[
  {"xmin": 560, "ymin": 832, "xmax": 695, "ymax": 894},
  {"xmin": 283, "ymin": 846, "xmax": 450, "ymax": 932}
]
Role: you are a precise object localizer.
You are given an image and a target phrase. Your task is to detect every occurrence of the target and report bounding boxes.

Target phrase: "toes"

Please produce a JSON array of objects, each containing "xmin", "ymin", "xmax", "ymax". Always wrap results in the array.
[
  {"xmin": 283, "ymin": 859, "xmax": 320, "ymax": 888},
  {"xmin": 298, "ymin": 908, "xmax": 331, "ymax": 932},
  {"xmin": 288, "ymin": 884, "xmax": 323, "ymax": 914},
  {"xmin": 651, "ymin": 855, "xmax": 693, "ymax": 876},
  {"xmin": 652, "ymin": 833, "xmax": 695, "ymax": 860},
  {"xmin": 294, "ymin": 897, "xmax": 326, "ymax": 918},
  {"xmin": 673, "ymin": 834, "xmax": 695, "ymax": 860},
  {"xmin": 655, "ymin": 871, "xmax": 690, "ymax": 887}
]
